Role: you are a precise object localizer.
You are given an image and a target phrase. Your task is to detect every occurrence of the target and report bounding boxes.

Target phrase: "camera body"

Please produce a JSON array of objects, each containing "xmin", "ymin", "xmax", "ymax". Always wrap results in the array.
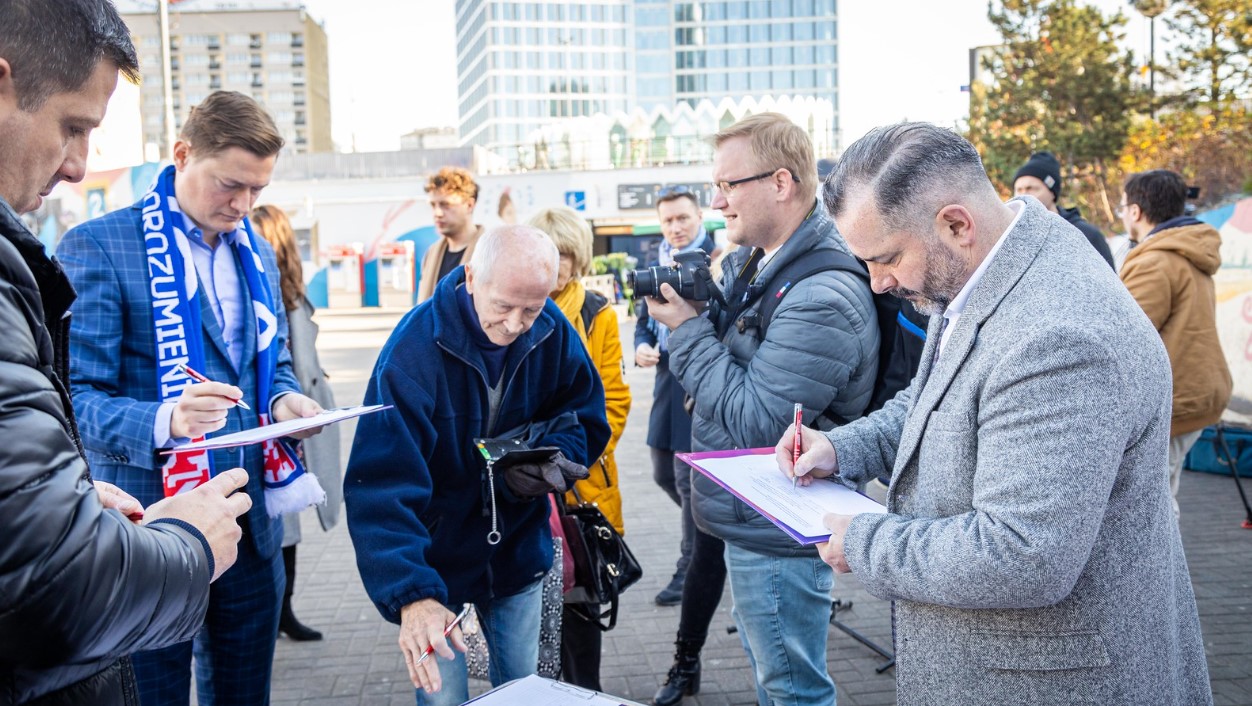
[{"xmin": 627, "ymin": 250, "xmax": 721, "ymax": 303}]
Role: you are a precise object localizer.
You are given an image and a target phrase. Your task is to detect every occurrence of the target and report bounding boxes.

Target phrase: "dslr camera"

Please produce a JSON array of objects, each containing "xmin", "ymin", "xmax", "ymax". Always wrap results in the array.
[{"xmin": 626, "ymin": 251, "xmax": 725, "ymax": 305}]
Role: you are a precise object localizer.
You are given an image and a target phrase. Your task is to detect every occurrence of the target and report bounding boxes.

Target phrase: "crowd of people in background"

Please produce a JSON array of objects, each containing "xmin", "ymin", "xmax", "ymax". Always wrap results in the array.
[{"xmin": 0, "ymin": 2, "xmax": 1235, "ymax": 706}]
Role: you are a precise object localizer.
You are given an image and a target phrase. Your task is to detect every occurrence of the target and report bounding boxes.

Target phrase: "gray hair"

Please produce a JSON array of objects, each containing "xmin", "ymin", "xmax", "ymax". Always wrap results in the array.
[
  {"xmin": 469, "ymin": 224, "xmax": 560, "ymax": 286},
  {"xmin": 823, "ymin": 122, "xmax": 993, "ymax": 233}
]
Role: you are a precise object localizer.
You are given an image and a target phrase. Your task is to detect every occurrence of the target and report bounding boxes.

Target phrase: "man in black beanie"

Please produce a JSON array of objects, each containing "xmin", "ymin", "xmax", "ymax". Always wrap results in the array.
[{"xmin": 1013, "ymin": 151, "xmax": 1115, "ymax": 268}]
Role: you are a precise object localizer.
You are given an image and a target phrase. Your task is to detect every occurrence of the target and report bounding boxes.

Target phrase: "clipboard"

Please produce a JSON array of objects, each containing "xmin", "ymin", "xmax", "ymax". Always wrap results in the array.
[
  {"xmin": 161, "ymin": 404, "xmax": 391, "ymax": 453},
  {"xmin": 678, "ymin": 447, "xmax": 886, "ymax": 545},
  {"xmin": 464, "ymin": 674, "xmax": 643, "ymax": 705}
]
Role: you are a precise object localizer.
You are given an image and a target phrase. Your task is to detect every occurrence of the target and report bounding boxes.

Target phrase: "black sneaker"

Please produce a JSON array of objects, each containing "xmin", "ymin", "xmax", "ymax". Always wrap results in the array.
[{"xmin": 654, "ymin": 574, "xmax": 684, "ymax": 606}]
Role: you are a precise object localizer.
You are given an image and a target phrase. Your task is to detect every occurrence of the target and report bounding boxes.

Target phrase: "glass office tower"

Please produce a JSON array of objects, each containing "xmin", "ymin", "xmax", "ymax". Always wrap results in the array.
[
  {"xmin": 455, "ymin": 0, "xmax": 839, "ymax": 163},
  {"xmin": 455, "ymin": 0, "xmax": 634, "ymax": 165}
]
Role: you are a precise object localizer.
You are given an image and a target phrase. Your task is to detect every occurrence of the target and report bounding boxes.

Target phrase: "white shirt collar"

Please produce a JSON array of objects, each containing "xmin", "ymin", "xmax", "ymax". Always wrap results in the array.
[{"xmin": 943, "ymin": 200, "xmax": 1023, "ymax": 325}]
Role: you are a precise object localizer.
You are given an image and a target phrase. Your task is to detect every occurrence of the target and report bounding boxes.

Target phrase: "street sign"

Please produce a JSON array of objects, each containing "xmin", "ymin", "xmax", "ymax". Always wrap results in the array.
[{"xmin": 565, "ymin": 190, "xmax": 586, "ymax": 211}]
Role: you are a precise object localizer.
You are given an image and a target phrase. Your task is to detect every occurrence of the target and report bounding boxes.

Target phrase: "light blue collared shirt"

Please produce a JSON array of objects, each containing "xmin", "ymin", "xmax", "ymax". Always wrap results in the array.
[{"xmin": 153, "ymin": 217, "xmax": 247, "ymax": 448}]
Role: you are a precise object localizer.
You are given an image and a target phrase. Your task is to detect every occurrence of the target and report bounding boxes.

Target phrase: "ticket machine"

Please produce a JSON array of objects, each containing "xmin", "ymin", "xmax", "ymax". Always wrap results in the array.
[
  {"xmin": 376, "ymin": 241, "xmax": 416, "ymax": 308},
  {"xmin": 325, "ymin": 243, "xmax": 364, "ymax": 309}
]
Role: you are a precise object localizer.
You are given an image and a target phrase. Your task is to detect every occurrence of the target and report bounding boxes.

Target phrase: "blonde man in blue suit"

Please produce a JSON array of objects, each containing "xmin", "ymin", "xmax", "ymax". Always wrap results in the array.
[{"xmin": 60, "ymin": 91, "xmax": 325, "ymax": 706}]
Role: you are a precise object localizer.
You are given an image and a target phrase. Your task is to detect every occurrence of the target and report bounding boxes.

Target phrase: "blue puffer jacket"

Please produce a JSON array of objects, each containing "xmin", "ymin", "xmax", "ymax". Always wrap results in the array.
[
  {"xmin": 345, "ymin": 267, "xmax": 609, "ymax": 623},
  {"xmin": 668, "ymin": 204, "xmax": 879, "ymax": 557}
]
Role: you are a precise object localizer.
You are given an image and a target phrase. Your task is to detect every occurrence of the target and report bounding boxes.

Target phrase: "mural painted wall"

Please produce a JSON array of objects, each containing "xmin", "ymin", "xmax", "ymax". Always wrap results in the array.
[
  {"xmin": 1210, "ymin": 196, "xmax": 1252, "ymax": 426},
  {"xmin": 43, "ymin": 162, "xmax": 695, "ymax": 307}
]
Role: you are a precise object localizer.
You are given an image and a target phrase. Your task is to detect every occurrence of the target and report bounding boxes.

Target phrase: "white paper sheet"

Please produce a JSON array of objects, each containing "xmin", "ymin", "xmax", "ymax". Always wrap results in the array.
[
  {"xmin": 162, "ymin": 405, "xmax": 391, "ymax": 453},
  {"xmin": 681, "ymin": 449, "xmax": 886, "ymax": 544},
  {"xmin": 464, "ymin": 674, "xmax": 640, "ymax": 705}
]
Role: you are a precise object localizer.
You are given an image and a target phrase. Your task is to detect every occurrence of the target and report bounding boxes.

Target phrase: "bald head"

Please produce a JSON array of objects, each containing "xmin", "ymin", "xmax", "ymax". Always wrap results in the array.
[
  {"xmin": 464, "ymin": 225, "xmax": 560, "ymax": 346},
  {"xmin": 469, "ymin": 225, "xmax": 559, "ymax": 288}
]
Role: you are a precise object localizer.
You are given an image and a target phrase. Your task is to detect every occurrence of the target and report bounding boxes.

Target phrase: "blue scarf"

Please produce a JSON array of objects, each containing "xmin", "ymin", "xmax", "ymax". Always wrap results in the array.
[{"xmin": 144, "ymin": 164, "xmax": 323, "ymax": 516}]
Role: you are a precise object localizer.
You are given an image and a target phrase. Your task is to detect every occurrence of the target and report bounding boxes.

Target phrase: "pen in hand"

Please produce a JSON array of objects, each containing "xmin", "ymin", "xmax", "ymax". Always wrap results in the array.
[
  {"xmin": 792, "ymin": 403, "xmax": 803, "ymax": 490},
  {"xmin": 177, "ymin": 363, "xmax": 252, "ymax": 410},
  {"xmin": 415, "ymin": 604, "xmax": 473, "ymax": 667}
]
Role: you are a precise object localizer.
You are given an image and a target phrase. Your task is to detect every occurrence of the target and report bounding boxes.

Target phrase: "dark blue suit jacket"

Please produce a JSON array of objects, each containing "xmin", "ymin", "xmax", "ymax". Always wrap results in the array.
[{"xmin": 58, "ymin": 201, "xmax": 299, "ymax": 559}]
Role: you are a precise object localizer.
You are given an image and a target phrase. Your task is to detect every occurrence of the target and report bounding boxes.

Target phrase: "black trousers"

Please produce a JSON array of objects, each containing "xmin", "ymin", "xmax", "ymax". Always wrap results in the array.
[
  {"xmin": 650, "ymin": 447, "xmax": 695, "ymax": 579},
  {"xmin": 559, "ymin": 603, "xmax": 603, "ymax": 691},
  {"xmin": 677, "ymin": 527, "xmax": 727, "ymax": 647}
]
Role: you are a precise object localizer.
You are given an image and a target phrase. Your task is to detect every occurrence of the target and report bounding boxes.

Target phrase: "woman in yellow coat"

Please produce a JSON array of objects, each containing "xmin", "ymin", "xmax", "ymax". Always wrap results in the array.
[{"xmin": 528, "ymin": 206, "xmax": 631, "ymax": 692}]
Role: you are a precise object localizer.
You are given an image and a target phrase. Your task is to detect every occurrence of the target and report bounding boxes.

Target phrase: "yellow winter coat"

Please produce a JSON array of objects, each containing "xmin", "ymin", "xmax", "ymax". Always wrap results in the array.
[{"xmin": 552, "ymin": 280, "xmax": 631, "ymax": 534}]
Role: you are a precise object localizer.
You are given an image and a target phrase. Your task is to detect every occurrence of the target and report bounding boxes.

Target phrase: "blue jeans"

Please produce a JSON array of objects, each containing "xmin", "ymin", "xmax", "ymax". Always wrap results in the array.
[
  {"xmin": 726, "ymin": 543, "xmax": 837, "ymax": 706},
  {"xmin": 415, "ymin": 580, "xmax": 543, "ymax": 706}
]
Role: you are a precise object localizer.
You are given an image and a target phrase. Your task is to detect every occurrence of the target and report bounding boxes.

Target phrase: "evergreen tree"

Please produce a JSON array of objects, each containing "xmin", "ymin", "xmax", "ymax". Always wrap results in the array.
[
  {"xmin": 1165, "ymin": 0, "xmax": 1252, "ymax": 104},
  {"xmin": 967, "ymin": 0, "xmax": 1138, "ymax": 224}
]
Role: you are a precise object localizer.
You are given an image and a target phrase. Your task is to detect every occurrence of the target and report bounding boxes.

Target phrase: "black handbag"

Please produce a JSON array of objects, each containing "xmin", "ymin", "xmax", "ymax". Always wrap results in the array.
[{"xmin": 556, "ymin": 490, "xmax": 643, "ymax": 631}]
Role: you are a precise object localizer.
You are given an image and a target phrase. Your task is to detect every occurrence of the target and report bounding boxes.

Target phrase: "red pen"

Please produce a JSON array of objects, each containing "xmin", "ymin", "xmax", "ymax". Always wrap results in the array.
[
  {"xmin": 414, "ymin": 604, "xmax": 473, "ymax": 667},
  {"xmin": 792, "ymin": 403, "xmax": 803, "ymax": 489},
  {"xmin": 176, "ymin": 363, "xmax": 252, "ymax": 410}
]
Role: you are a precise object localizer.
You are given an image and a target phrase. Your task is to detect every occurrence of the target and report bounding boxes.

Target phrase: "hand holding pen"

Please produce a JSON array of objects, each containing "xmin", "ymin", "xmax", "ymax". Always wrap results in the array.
[
  {"xmin": 400, "ymin": 600, "xmax": 472, "ymax": 693},
  {"xmin": 168, "ymin": 365, "xmax": 248, "ymax": 439},
  {"xmin": 792, "ymin": 403, "xmax": 803, "ymax": 490},
  {"xmin": 177, "ymin": 364, "xmax": 250, "ymax": 409},
  {"xmin": 414, "ymin": 604, "xmax": 472, "ymax": 667},
  {"xmin": 777, "ymin": 410, "xmax": 841, "ymax": 488}
]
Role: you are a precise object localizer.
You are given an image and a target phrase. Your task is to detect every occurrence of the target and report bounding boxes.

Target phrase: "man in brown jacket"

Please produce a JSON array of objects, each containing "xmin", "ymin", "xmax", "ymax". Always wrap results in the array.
[
  {"xmin": 418, "ymin": 167, "xmax": 484, "ymax": 302},
  {"xmin": 1120, "ymin": 169, "xmax": 1232, "ymax": 516}
]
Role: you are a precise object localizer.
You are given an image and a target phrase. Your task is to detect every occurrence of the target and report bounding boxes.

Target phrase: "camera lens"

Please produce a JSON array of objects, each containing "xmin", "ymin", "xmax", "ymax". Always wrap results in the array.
[{"xmin": 632, "ymin": 268, "xmax": 658, "ymax": 298}]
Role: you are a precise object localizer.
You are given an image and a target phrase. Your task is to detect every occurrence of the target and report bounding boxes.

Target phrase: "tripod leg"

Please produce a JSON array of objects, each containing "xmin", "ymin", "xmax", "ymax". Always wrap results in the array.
[
  {"xmin": 1215, "ymin": 426, "xmax": 1252, "ymax": 529},
  {"xmin": 829, "ymin": 600, "xmax": 895, "ymax": 671}
]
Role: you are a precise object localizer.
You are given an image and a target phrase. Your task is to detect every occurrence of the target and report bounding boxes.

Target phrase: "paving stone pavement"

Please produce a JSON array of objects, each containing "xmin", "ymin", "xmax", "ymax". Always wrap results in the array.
[{"xmin": 265, "ymin": 307, "xmax": 1252, "ymax": 706}]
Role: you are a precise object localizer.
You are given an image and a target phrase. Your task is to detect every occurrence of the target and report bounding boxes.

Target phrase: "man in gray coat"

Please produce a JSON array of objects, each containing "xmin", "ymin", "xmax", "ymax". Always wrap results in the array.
[
  {"xmin": 783, "ymin": 123, "xmax": 1211, "ymax": 705},
  {"xmin": 648, "ymin": 112, "xmax": 879, "ymax": 706}
]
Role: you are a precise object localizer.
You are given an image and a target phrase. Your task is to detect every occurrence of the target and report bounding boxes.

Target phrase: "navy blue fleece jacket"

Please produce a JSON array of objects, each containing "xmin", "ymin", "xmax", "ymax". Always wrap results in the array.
[{"xmin": 344, "ymin": 267, "xmax": 609, "ymax": 623}]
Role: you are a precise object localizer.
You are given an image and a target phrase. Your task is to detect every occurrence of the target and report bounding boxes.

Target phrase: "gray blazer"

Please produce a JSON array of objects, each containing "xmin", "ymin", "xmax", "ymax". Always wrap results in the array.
[
  {"xmin": 826, "ymin": 197, "xmax": 1212, "ymax": 705},
  {"xmin": 282, "ymin": 295, "xmax": 342, "ymax": 544}
]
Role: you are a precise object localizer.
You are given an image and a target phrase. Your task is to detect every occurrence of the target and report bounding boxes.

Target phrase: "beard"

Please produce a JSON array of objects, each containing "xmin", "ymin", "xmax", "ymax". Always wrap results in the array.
[{"xmin": 890, "ymin": 241, "xmax": 968, "ymax": 317}]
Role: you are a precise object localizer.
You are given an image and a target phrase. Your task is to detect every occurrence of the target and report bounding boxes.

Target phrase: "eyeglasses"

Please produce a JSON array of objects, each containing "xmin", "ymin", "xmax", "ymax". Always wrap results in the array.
[
  {"xmin": 1115, "ymin": 202, "xmax": 1129, "ymax": 217},
  {"xmin": 715, "ymin": 168, "xmax": 800, "ymax": 194}
]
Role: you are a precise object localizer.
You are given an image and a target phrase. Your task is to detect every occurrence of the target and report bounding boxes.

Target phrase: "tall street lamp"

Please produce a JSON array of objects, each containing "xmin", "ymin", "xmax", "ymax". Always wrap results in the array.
[{"xmin": 1132, "ymin": 0, "xmax": 1170, "ymax": 119}]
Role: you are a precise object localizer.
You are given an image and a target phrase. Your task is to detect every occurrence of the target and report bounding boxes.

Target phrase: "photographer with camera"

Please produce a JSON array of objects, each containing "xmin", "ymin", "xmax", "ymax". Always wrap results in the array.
[
  {"xmin": 344, "ymin": 226, "xmax": 609, "ymax": 706},
  {"xmin": 643, "ymin": 113, "xmax": 879, "ymax": 706},
  {"xmin": 634, "ymin": 186, "xmax": 721, "ymax": 608},
  {"xmin": 1118, "ymin": 169, "xmax": 1231, "ymax": 518}
]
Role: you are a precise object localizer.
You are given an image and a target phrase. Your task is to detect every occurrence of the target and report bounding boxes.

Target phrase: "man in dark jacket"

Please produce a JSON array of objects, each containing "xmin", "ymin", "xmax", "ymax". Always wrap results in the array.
[
  {"xmin": 1013, "ymin": 151, "xmax": 1116, "ymax": 268},
  {"xmin": 646, "ymin": 113, "xmax": 879, "ymax": 706},
  {"xmin": 345, "ymin": 225, "xmax": 610, "ymax": 706},
  {"xmin": 634, "ymin": 185, "xmax": 720, "ymax": 606},
  {"xmin": 1, "ymin": 2, "xmax": 255, "ymax": 704}
]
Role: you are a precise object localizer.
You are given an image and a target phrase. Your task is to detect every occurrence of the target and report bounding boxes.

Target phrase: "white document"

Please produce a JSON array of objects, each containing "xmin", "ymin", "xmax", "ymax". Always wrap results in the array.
[
  {"xmin": 162, "ymin": 404, "xmax": 391, "ymax": 453},
  {"xmin": 680, "ymin": 449, "xmax": 886, "ymax": 544},
  {"xmin": 465, "ymin": 674, "xmax": 641, "ymax": 705}
]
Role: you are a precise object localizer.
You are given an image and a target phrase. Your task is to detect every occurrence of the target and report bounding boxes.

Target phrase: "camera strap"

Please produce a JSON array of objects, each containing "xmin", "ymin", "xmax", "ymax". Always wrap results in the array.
[{"xmin": 715, "ymin": 248, "xmax": 765, "ymax": 339}]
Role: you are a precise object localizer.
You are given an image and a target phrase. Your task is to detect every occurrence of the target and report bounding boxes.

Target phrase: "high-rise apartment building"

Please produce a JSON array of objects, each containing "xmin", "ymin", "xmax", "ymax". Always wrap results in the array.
[
  {"xmin": 455, "ymin": 0, "xmax": 839, "ymax": 164},
  {"xmin": 455, "ymin": 0, "xmax": 634, "ymax": 164},
  {"xmin": 117, "ymin": 0, "xmax": 332, "ymax": 157}
]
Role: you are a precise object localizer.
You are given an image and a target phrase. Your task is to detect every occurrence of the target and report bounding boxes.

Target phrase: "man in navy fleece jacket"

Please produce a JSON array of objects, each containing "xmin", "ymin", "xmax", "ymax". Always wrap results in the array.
[{"xmin": 345, "ymin": 225, "xmax": 609, "ymax": 706}]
